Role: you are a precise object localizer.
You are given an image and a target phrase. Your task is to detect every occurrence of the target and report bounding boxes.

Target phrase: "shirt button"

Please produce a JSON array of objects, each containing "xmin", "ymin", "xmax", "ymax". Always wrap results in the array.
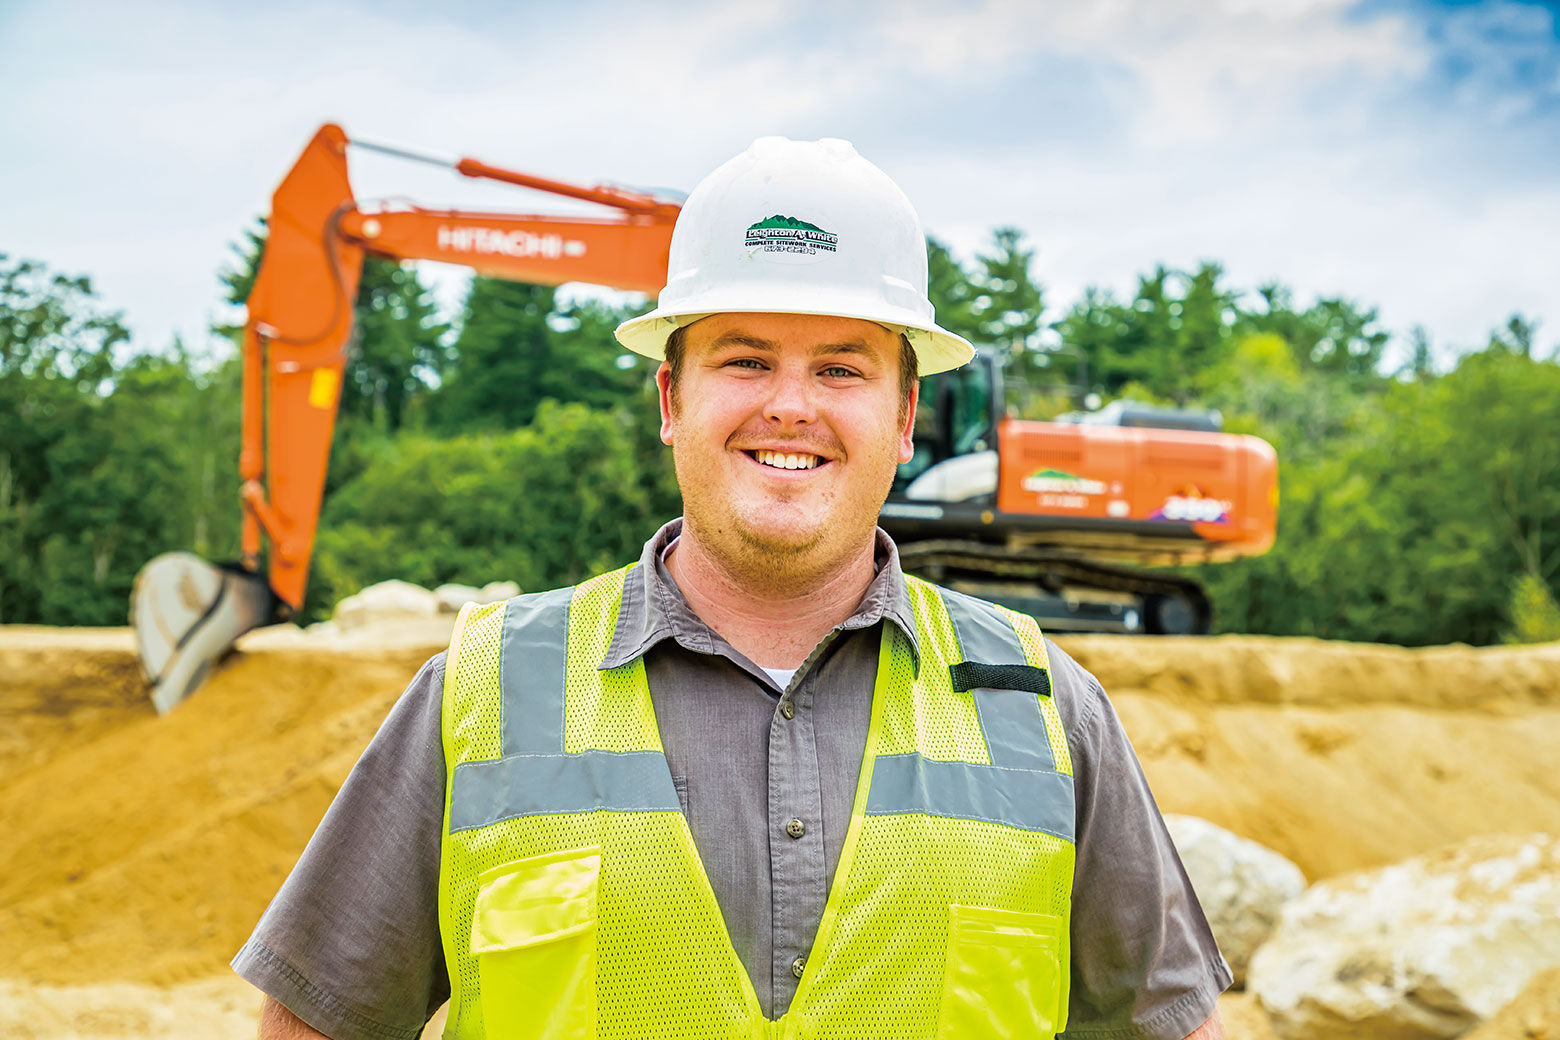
[
  {"xmin": 792, "ymin": 956, "xmax": 806, "ymax": 978},
  {"xmin": 785, "ymin": 818, "xmax": 805, "ymax": 839},
  {"xmin": 781, "ymin": 700, "xmax": 795, "ymax": 719}
]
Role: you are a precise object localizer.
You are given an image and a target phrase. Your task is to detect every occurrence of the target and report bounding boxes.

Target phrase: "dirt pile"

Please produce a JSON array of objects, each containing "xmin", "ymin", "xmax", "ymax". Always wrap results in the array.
[
  {"xmin": 1063, "ymin": 634, "xmax": 1560, "ymax": 880},
  {"xmin": 2, "ymin": 624, "xmax": 1557, "ymax": 1038}
]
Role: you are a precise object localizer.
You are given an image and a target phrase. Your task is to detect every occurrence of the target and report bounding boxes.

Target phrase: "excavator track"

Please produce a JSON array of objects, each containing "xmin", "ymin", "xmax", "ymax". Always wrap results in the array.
[{"xmin": 897, "ymin": 539, "xmax": 1212, "ymax": 635}]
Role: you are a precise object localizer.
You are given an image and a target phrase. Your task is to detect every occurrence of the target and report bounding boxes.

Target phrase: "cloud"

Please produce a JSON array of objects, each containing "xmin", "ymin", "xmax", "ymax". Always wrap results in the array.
[{"xmin": 1, "ymin": 0, "xmax": 1556, "ymax": 360}]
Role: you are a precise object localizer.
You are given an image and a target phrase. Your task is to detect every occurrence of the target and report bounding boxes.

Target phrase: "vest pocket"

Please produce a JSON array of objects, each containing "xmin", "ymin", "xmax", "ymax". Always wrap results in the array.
[
  {"xmin": 935, "ymin": 904, "xmax": 1064, "ymax": 1039},
  {"xmin": 471, "ymin": 845, "xmax": 601, "ymax": 1040}
]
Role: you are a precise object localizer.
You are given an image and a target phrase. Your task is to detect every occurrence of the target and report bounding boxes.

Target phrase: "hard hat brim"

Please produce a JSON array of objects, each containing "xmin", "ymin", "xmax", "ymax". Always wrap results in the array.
[{"xmin": 615, "ymin": 304, "xmax": 976, "ymax": 376}]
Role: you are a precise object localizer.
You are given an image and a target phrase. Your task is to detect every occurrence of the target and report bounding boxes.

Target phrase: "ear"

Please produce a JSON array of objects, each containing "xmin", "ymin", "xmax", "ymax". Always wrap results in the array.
[
  {"xmin": 898, "ymin": 379, "xmax": 919, "ymax": 464},
  {"xmin": 657, "ymin": 362, "xmax": 676, "ymax": 444}
]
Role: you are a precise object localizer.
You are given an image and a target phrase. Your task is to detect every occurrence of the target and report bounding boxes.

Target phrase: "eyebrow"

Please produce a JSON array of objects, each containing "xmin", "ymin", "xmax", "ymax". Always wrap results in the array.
[{"xmin": 708, "ymin": 331, "xmax": 887, "ymax": 360}]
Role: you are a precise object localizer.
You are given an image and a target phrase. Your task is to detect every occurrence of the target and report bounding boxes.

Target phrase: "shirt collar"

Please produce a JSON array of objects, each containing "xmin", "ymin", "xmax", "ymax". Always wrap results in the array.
[{"xmin": 600, "ymin": 518, "xmax": 920, "ymax": 672}]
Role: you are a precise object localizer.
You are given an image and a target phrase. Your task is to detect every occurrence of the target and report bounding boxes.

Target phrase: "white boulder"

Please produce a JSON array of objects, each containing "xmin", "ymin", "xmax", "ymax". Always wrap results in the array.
[
  {"xmin": 433, "ymin": 583, "xmax": 482, "ymax": 612},
  {"xmin": 434, "ymin": 581, "xmax": 520, "ymax": 613},
  {"xmin": 1249, "ymin": 832, "xmax": 1560, "ymax": 1040},
  {"xmin": 332, "ymin": 580, "xmax": 441, "ymax": 631},
  {"xmin": 1165, "ymin": 814, "xmax": 1306, "ymax": 986}
]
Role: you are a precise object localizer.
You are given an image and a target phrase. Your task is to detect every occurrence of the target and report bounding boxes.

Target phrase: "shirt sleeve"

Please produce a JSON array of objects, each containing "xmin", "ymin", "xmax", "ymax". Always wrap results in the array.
[
  {"xmin": 1046, "ymin": 640, "xmax": 1233, "ymax": 1040},
  {"xmin": 231, "ymin": 654, "xmax": 450, "ymax": 1040}
]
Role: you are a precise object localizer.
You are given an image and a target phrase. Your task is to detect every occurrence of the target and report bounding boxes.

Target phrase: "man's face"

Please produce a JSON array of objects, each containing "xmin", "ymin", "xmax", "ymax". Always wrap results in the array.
[{"xmin": 658, "ymin": 312, "xmax": 918, "ymax": 579}]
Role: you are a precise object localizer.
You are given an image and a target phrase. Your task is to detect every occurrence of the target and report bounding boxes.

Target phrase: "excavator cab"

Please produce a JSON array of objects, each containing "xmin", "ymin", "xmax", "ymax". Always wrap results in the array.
[{"xmin": 896, "ymin": 351, "xmax": 1003, "ymax": 500}]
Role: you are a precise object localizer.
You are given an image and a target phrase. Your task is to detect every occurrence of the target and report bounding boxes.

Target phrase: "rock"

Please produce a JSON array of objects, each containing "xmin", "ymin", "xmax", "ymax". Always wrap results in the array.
[
  {"xmin": 1165, "ymin": 814, "xmax": 1306, "ymax": 986},
  {"xmin": 434, "ymin": 581, "xmax": 520, "ymax": 613},
  {"xmin": 333, "ymin": 580, "xmax": 441, "ymax": 631},
  {"xmin": 481, "ymin": 580, "xmax": 520, "ymax": 602},
  {"xmin": 433, "ymin": 583, "xmax": 483, "ymax": 613},
  {"xmin": 1249, "ymin": 833, "xmax": 1560, "ymax": 1040}
]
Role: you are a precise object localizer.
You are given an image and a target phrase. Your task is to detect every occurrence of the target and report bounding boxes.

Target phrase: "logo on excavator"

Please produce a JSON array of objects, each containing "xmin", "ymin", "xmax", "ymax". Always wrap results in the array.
[
  {"xmin": 437, "ymin": 225, "xmax": 588, "ymax": 260},
  {"xmin": 745, "ymin": 215, "xmax": 838, "ymax": 257},
  {"xmin": 1022, "ymin": 468, "xmax": 1105, "ymax": 510},
  {"xmin": 1151, "ymin": 485, "xmax": 1232, "ymax": 524},
  {"xmin": 1022, "ymin": 469, "xmax": 1106, "ymax": 496}
]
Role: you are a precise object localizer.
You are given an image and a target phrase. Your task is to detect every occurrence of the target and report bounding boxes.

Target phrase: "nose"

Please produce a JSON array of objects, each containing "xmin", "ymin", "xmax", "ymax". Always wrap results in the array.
[{"xmin": 763, "ymin": 365, "xmax": 816, "ymax": 427}]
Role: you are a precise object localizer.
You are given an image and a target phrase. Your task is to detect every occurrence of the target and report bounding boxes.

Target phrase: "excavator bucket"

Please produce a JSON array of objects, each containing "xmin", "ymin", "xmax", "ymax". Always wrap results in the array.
[{"xmin": 131, "ymin": 553, "xmax": 275, "ymax": 714}]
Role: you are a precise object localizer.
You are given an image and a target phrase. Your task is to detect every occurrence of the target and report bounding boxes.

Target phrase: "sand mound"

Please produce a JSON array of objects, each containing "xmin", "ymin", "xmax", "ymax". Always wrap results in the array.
[
  {"xmin": 1062, "ymin": 635, "xmax": 1560, "ymax": 880},
  {"xmin": 2, "ymin": 624, "xmax": 1557, "ymax": 1037}
]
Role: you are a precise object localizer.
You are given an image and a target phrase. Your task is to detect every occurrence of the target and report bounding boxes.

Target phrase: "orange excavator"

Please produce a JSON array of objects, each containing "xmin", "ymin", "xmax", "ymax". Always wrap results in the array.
[{"xmin": 133, "ymin": 123, "xmax": 1277, "ymax": 713}]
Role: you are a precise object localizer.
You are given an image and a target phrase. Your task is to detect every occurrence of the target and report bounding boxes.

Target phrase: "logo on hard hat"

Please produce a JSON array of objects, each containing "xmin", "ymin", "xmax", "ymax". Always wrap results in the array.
[{"xmin": 745, "ymin": 215, "xmax": 838, "ymax": 257}]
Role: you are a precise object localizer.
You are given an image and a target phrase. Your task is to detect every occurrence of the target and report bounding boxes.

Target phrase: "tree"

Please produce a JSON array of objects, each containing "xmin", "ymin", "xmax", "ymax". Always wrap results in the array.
[
  {"xmin": 1402, "ymin": 325, "xmax": 1435, "ymax": 382},
  {"xmin": 430, "ymin": 278, "xmax": 643, "ymax": 431},
  {"xmin": 1487, "ymin": 314, "xmax": 1537, "ymax": 359},
  {"xmin": 0, "ymin": 254, "xmax": 244, "ymax": 624},
  {"xmin": 1202, "ymin": 345, "xmax": 1560, "ymax": 645},
  {"xmin": 925, "ymin": 237, "xmax": 981, "ymax": 346},
  {"xmin": 971, "ymin": 228, "xmax": 1044, "ymax": 348},
  {"xmin": 1241, "ymin": 284, "xmax": 1389, "ymax": 386},
  {"xmin": 0, "ymin": 255, "xmax": 128, "ymax": 621},
  {"xmin": 1051, "ymin": 262, "xmax": 1238, "ymax": 405},
  {"xmin": 311, "ymin": 399, "xmax": 679, "ymax": 617},
  {"xmin": 925, "ymin": 229, "xmax": 1047, "ymax": 352},
  {"xmin": 344, "ymin": 258, "xmax": 449, "ymax": 430}
]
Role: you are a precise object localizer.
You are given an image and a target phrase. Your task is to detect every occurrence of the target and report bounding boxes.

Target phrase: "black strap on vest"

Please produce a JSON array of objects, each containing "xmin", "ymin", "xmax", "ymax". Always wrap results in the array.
[{"xmin": 948, "ymin": 661, "xmax": 1052, "ymax": 697}]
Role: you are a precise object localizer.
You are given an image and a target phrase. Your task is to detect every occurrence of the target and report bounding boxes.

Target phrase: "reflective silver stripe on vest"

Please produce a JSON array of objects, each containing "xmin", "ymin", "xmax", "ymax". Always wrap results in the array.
[
  {"xmin": 499, "ymin": 585, "xmax": 574, "ymax": 757},
  {"xmin": 866, "ymin": 755, "xmax": 1075, "ymax": 841},
  {"xmin": 450, "ymin": 750, "xmax": 680, "ymax": 832},
  {"xmin": 865, "ymin": 588, "xmax": 1071, "ymax": 839},
  {"xmin": 450, "ymin": 584, "xmax": 680, "ymax": 834},
  {"xmin": 939, "ymin": 587, "xmax": 1057, "ymax": 773}
]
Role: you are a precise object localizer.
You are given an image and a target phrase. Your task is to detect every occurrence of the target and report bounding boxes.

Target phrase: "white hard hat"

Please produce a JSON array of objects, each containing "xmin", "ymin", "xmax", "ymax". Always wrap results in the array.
[{"xmin": 615, "ymin": 137, "xmax": 974, "ymax": 375}]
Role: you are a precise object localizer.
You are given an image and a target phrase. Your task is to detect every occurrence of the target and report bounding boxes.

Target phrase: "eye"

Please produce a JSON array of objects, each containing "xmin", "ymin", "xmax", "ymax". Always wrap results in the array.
[
  {"xmin": 821, "ymin": 364, "xmax": 860, "ymax": 379},
  {"xmin": 726, "ymin": 357, "xmax": 766, "ymax": 370}
]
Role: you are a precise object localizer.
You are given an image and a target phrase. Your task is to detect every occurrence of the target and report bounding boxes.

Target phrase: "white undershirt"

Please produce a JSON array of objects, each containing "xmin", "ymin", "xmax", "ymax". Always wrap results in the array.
[{"xmin": 761, "ymin": 666, "xmax": 798, "ymax": 690}]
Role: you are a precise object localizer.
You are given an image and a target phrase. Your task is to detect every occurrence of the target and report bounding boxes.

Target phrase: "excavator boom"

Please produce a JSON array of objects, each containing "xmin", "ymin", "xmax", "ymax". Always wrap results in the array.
[{"xmin": 132, "ymin": 123, "xmax": 677, "ymax": 712}]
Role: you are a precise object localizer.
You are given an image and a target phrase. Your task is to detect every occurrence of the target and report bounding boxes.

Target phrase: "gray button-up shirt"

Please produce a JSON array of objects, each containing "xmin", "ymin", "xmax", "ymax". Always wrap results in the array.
[{"xmin": 234, "ymin": 521, "xmax": 1230, "ymax": 1039}]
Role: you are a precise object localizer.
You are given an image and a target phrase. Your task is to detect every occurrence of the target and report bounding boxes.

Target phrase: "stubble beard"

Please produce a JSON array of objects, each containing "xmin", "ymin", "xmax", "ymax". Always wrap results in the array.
[{"xmin": 676, "ymin": 462, "xmax": 892, "ymax": 598}]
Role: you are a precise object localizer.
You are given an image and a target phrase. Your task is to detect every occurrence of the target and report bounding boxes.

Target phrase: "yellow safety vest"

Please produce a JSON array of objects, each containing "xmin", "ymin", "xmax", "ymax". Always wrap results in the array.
[{"xmin": 438, "ymin": 565, "xmax": 1075, "ymax": 1039}]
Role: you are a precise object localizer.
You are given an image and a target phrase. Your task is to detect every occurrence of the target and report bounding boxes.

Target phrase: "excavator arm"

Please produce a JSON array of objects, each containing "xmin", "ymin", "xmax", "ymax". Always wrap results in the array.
[{"xmin": 133, "ymin": 123, "xmax": 679, "ymax": 712}]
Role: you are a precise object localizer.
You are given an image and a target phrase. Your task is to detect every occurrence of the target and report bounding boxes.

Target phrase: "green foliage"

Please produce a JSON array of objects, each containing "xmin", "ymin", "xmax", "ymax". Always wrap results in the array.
[
  {"xmin": 1506, "ymin": 573, "xmax": 1560, "ymax": 644},
  {"xmin": 1052, "ymin": 263, "xmax": 1242, "ymax": 405},
  {"xmin": 11, "ymin": 223, "xmax": 1559, "ymax": 651},
  {"xmin": 345, "ymin": 258, "xmax": 450, "ymax": 430},
  {"xmin": 1240, "ymin": 284, "xmax": 1390, "ymax": 386},
  {"xmin": 1201, "ymin": 346, "xmax": 1560, "ymax": 645},
  {"xmin": 0, "ymin": 255, "xmax": 241, "ymax": 623},
  {"xmin": 309, "ymin": 399, "xmax": 678, "ymax": 619},
  {"xmin": 926, "ymin": 229, "xmax": 1045, "ymax": 349},
  {"xmin": 429, "ymin": 278, "xmax": 645, "ymax": 431},
  {"xmin": 927, "ymin": 231, "xmax": 1072, "ymax": 416},
  {"xmin": 926, "ymin": 238, "xmax": 981, "ymax": 344}
]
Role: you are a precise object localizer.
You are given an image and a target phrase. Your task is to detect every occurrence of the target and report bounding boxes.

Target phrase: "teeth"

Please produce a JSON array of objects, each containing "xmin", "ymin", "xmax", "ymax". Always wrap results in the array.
[{"xmin": 755, "ymin": 450, "xmax": 819, "ymax": 470}]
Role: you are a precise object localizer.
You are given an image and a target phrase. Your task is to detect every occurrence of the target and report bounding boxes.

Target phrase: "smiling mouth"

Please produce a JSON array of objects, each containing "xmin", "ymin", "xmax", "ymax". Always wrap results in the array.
[{"xmin": 748, "ymin": 449, "xmax": 823, "ymax": 471}]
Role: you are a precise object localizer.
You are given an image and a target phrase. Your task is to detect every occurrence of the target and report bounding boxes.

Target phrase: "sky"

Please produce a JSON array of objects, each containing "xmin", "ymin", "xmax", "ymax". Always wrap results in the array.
[{"xmin": 2, "ymin": 0, "xmax": 1557, "ymax": 372}]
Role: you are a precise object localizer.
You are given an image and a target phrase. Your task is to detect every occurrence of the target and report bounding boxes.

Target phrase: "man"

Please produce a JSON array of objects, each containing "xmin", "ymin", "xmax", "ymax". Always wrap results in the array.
[{"xmin": 236, "ymin": 137, "xmax": 1230, "ymax": 1039}]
